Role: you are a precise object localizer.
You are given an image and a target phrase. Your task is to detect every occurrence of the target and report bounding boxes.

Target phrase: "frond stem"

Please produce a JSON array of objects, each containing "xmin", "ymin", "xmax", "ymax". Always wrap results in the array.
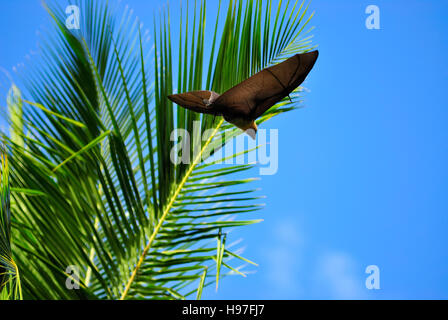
[{"xmin": 120, "ymin": 119, "xmax": 224, "ymax": 300}]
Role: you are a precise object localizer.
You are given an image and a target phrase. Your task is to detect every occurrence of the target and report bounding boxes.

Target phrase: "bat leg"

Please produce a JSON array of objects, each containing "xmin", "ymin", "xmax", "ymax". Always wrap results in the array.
[{"xmin": 288, "ymin": 95, "xmax": 292, "ymax": 103}]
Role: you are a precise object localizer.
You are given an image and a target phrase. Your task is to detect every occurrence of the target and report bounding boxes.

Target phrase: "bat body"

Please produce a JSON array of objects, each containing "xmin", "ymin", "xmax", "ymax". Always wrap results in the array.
[{"xmin": 168, "ymin": 50, "xmax": 319, "ymax": 139}]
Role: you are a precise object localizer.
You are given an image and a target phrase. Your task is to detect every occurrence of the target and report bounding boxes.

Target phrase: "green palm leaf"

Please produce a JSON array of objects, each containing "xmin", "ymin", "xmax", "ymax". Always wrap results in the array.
[
  {"xmin": 1, "ymin": 0, "xmax": 315, "ymax": 300},
  {"xmin": 0, "ymin": 149, "xmax": 22, "ymax": 300}
]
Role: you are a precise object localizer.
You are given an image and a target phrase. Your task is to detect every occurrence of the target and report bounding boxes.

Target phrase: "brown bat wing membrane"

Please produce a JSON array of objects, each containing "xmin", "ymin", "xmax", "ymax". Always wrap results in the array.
[
  {"xmin": 213, "ymin": 50, "xmax": 319, "ymax": 120},
  {"xmin": 167, "ymin": 90, "xmax": 221, "ymax": 115}
]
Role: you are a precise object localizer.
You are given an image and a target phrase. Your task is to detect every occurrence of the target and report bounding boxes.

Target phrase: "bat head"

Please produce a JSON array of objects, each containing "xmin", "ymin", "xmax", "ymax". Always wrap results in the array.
[{"xmin": 226, "ymin": 118, "xmax": 258, "ymax": 140}]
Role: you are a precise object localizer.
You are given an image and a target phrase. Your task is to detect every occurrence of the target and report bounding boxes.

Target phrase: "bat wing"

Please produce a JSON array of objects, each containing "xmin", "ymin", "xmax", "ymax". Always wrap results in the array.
[
  {"xmin": 214, "ymin": 50, "xmax": 319, "ymax": 120},
  {"xmin": 167, "ymin": 90, "xmax": 221, "ymax": 115}
]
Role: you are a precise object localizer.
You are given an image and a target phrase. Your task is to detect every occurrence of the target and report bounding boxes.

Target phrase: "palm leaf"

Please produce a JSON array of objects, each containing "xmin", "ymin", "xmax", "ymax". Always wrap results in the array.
[
  {"xmin": 1, "ymin": 0, "xmax": 315, "ymax": 300},
  {"xmin": 0, "ymin": 148, "xmax": 22, "ymax": 300}
]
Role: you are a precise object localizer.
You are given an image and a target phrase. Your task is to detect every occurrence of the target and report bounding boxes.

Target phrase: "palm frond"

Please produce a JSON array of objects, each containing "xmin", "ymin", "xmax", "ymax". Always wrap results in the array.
[
  {"xmin": 1, "ymin": 0, "xmax": 315, "ymax": 300},
  {"xmin": 0, "ymin": 148, "xmax": 22, "ymax": 300}
]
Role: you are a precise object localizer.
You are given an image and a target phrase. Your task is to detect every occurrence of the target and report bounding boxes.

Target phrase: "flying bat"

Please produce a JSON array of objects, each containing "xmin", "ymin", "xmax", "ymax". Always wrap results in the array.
[{"xmin": 168, "ymin": 50, "xmax": 319, "ymax": 139}]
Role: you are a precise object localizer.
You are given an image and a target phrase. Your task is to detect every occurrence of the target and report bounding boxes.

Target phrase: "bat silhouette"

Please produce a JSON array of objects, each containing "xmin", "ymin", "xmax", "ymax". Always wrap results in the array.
[{"xmin": 168, "ymin": 50, "xmax": 318, "ymax": 139}]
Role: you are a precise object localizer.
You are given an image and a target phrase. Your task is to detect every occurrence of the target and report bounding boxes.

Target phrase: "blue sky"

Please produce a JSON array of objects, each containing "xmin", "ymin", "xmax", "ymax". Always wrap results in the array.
[{"xmin": 1, "ymin": 0, "xmax": 448, "ymax": 299}]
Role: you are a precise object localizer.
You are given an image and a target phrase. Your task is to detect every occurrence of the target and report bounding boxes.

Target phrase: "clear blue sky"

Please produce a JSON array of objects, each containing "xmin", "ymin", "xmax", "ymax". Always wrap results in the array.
[{"xmin": 1, "ymin": 0, "xmax": 448, "ymax": 299}]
